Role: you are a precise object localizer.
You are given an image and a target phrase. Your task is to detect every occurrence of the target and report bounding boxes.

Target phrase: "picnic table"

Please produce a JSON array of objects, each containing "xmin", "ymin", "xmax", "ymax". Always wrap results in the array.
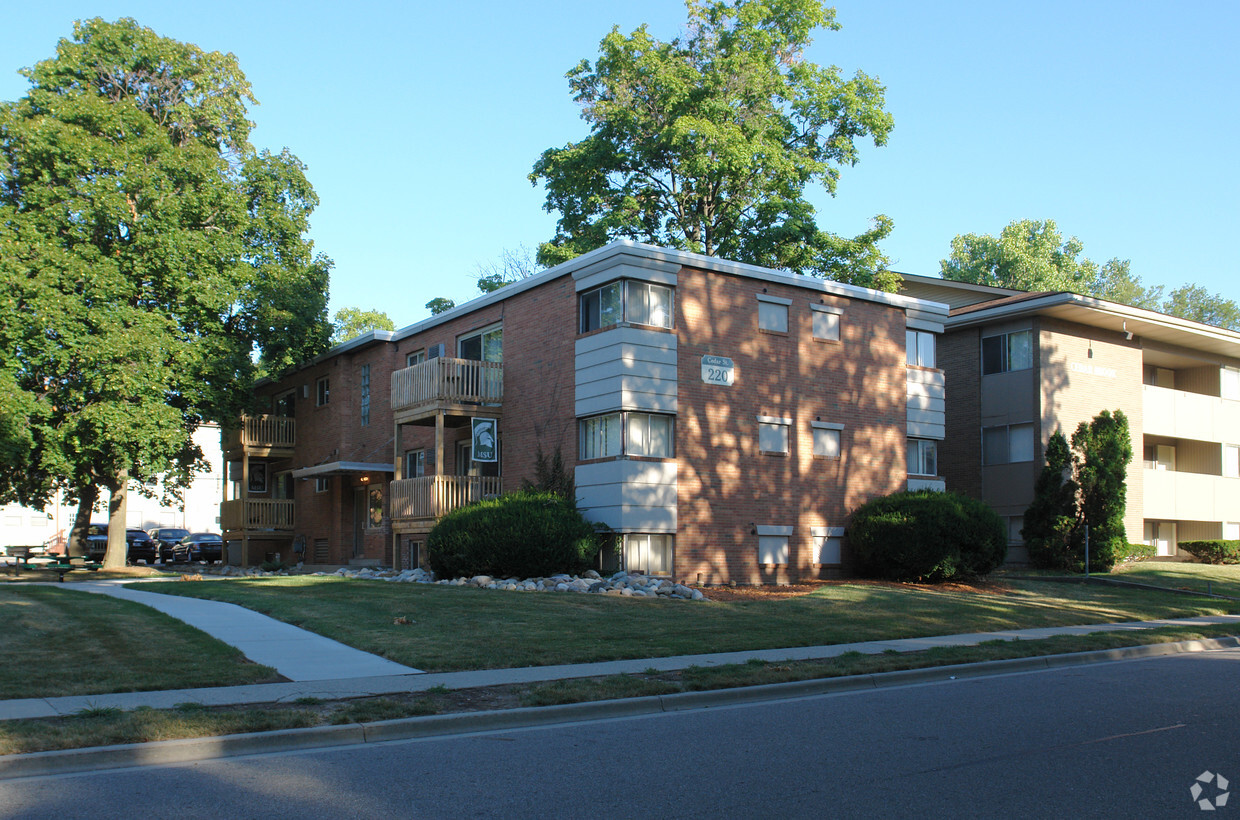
[{"xmin": 4, "ymin": 548, "xmax": 102, "ymax": 582}]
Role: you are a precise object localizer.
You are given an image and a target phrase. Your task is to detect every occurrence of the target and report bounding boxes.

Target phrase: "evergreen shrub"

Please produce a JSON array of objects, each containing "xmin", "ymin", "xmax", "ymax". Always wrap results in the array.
[
  {"xmin": 1179, "ymin": 540, "xmax": 1240, "ymax": 564},
  {"xmin": 426, "ymin": 491, "xmax": 601, "ymax": 579},
  {"xmin": 848, "ymin": 490, "xmax": 1007, "ymax": 582}
]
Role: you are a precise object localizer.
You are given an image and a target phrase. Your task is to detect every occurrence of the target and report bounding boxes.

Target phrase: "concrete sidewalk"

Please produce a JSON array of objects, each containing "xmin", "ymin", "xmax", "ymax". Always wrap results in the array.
[
  {"xmin": 3, "ymin": 610, "xmax": 1238, "ymax": 721},
  {"xmin": 66, "ymin": 580, "xmax": 421, "ymax": 681}
]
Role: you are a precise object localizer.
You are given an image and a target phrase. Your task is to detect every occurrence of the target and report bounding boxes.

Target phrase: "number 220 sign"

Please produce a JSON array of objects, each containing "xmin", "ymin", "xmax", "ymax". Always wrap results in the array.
[{"xmin": 701, "ymin": 355, "xmax": 735, "ymax": 386}]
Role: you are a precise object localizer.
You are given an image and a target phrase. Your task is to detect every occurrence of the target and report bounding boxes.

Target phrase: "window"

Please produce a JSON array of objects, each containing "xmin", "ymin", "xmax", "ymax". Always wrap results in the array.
[
  {"xmin": 579, "ymin": 280, "xmax": 674, "ymax": 333},
  {"xmin": 757, "ymin": 295, "xmax": 790, "ymax": 333},
  {"xmin": 811, "ymin": 305, "xmax": 841, "ymax": 341},
  {"xmin": 368, "ymin": 486, "xmax": 384, "ymax": 528},
  {"xmin": 274, "ymin": 390, "xmax": 295, "ymax": 418},
  {"xmin": 812, "ymin": 526, "xmax": 844, "ymax": 564},
  {"xmin": 314, "ymin": 477, "xmax": 330, "ymax": 493},
  {"xmin": 981, "ymin": 330, "xmax": 1033, "ymax": 375},
  {"xmin": 315, "ymin": 376, "xmax": 330, "ymax": 406},
  {"xmin": 908, "ymin": 438, "xmax": 938, "ymax": 475},
  {"xmin": 1224, "ymin": 444, "xmax": 1240, "ymax": 479},
  {"xmin": 406, "ymin": 350, "xmax": 426, "ymax": 368},
  {"xmin": 983, "ymin": 423, "xmax": 1035, "ymax": 465},
  {"xmin": 626, "ymin": 281, "xmax": 673, "ymax": 328},
  {"xmin": 757, "ymin": 525, "xmax": 792, "ymax": 565},
  {"xmin": 624, "ymin": 534, "xmax": 673, "ymax": 576},
  {"xmin": 627, "ymin": 413, "xmax": 673, "ymax": 458},
  {"xmin": 273, "ymin": 472, "xmax": 294, "ymax": 500},
  {"xmin": 359, "ymin": 364, "xmax": 371, "ymax": 427},
  {"xmin": 812, "ymin": 422, "xmax": 843, "ymax": 458},
  {"xmin": 906, "ymin": 330, "xmax": 936, "ymax": 368},
  {"xmin": 581, "ymin": 414, "xmax": 622, "ymax": 460},
  {"xmin": 404, "ymin": 450, "xmax": 428, "ymax": 478},
  {"xmin": 1224, "ymin": 367, "xmax": 1240, "ymax": 401},
  {"xmin": 580, "ymin": 412, "xmax": 674, "ymax": 460},
  {"xmin": 758, "ymin": 416, "xmax": 791, "ymax": 454},
  {"xmin": 455, "ymin": 440, "xmax": 500, "ymax": 478},
  {"xmin": 458, "ymin": 324, "xmax": 502, "ymax": 362}
]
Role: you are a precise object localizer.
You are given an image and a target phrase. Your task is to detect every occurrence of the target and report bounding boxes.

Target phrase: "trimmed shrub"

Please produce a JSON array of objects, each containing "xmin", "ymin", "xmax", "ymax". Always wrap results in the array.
[
  {"xmin": 1179, "ymin": 540, "xmax": 1240, "ymax": 565},
  {"xmin": 1114, "ymin": 542, "xmax": 1156, "ymax": 564},
  {"xmin": 426, "ymin": 491, "xmax": 601, "ymax": 579},
  {"xmin": 848, "ymin": 490, "xmax": 1007, "ymax": 582}
]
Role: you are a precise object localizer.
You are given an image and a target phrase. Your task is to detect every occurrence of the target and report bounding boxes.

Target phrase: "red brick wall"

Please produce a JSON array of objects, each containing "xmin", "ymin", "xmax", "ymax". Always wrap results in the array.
[{"xmin": 674, "ymin": 266, "xmax": 908, "ymax": 584}]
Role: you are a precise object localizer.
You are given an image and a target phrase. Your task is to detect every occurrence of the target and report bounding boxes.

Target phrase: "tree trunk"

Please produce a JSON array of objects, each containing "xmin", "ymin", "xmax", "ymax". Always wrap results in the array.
[
  {"xmin": 104, "ymin": 469, "xmax": 128, "ymax": 569},
  {"xmin": 67, "ymin": 486, "xmax": 99, "ymax": 559}
]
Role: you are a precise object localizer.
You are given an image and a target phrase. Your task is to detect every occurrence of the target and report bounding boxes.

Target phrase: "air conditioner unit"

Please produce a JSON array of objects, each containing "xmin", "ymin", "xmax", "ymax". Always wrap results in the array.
[{"xmin": 428, "ymin": 343, "xmax": 446, "ymax": 359}]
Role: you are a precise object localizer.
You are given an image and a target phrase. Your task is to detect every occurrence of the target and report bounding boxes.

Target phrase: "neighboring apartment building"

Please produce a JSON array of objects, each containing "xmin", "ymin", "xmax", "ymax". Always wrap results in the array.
[
  {"xmin": 900, "ymin": 274, "xmax": 1240, "ymax": 563},
  {"xmin": 225, "ymin": 241, "xmax": 949, "ymax": 583},
  {"xmin": 0, "ymin": 423, "xmax": 224, "ymax": 551}
]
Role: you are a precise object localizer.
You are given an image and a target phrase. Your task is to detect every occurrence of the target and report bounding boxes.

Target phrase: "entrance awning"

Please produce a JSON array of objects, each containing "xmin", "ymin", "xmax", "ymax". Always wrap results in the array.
[{"xmin": 290, "ymin": 461, "xmax": 395, "ymax": 479}]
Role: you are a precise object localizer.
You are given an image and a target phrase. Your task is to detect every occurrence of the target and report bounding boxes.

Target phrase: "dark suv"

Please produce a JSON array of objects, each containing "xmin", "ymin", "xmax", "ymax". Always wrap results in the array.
[{"xmin": 148, "ymin": 528, "xmax": 191, "ymax": 563}]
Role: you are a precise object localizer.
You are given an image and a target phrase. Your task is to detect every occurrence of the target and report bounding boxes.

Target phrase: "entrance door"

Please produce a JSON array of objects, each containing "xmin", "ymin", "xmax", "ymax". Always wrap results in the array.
[
  {"xmin": 1155, "ymin": 522, "xmax": 1177, "ymax": 557},
  {"xmin": 352, "ymin": 487, "xmax": 366, "ymax": 558}
]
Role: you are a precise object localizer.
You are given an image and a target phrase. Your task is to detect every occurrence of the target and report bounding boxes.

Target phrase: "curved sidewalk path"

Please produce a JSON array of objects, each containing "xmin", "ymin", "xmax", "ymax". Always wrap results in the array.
[{"xmin": 69, "ymin": 580, "xmax": 422, "ymax": 682}]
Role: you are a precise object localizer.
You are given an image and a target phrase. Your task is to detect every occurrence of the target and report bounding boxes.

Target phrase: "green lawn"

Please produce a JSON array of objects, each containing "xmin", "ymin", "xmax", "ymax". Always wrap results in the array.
[
  {"xmin": 141, "ymin": 575, "xmax": 1240, "ymax": 672},
  {"xmin": 0, "ymin": 586, "xmax": 282, "ymax": 699},
  {"xmin": 1110, "ymin": 562, "xmax": 1240, "ymax": 598}
]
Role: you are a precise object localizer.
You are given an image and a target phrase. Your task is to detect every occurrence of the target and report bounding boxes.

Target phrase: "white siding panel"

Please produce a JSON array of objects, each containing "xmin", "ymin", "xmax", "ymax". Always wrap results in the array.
[
  {"xmin": 907, "ymin": 418, "xmax": 946, "ymax": 439},
  {"xmin": 907, "ymin": 367, "xmax": 945, "ymax": 440},
  {"xmin": 575, "ymin": 461, "xmax": 677, "ymax": 532},
  {"xmin": 576, "ymin": 328, "xmax": 678, "ymax": 415}
]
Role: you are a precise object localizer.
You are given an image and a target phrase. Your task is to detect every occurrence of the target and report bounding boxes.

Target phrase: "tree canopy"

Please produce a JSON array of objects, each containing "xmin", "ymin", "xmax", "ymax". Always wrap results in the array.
[
  {"xmin": 942, "ymin": 219, "xmax": 1239, "ymax": 330},
  {"xmin": 331, "ymin": 307, "xmax": 394, "ymax": 344},
  {"xmin": 0, "ymin": 18, "xmax": 331, "ymax": 564},
  {"xmin": 530, "ymin": 0, "xmax": 898, "ymax": 290}
]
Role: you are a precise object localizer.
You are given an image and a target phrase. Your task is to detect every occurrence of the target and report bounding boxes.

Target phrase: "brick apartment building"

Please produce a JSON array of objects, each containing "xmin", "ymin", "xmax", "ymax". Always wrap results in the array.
[
  {"xmin": 900, "ymin": 274, "xmax": 1240, "ymax": 562},
  {"xmin": 223, "ymin": 241, "xmax": 950, "ymax": 583}
]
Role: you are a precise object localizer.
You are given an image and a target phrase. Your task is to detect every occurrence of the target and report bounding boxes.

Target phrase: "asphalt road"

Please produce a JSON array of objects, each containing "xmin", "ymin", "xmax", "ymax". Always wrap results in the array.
[{"xmin": 4, "ymin": 650, "xmax": 1240, "ymax": 818}]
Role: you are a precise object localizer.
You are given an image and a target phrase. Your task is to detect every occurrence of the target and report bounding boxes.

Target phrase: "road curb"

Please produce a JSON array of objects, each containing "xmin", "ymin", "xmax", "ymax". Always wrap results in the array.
[{"xmin": 3, "ymin": 635, "xmax": 1238, "ymax": 780}]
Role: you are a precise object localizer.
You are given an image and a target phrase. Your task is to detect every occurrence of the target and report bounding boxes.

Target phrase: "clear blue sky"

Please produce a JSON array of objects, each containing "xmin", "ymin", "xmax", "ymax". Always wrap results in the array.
[{"xmin": 3, "ymin": 1, "xmax": 1237, "ymax": 324}]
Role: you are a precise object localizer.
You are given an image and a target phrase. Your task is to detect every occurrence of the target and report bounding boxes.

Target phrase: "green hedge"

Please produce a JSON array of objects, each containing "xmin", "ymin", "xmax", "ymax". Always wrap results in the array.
[
  {"xmin": 847, "ymin": 490, "xmax": 1007, "ymax": 582},
  {"xmin": 1115, "ymin": 542, "xmax": 1156, "ymax": 563},
  {"xmin": 1179, "ymin": 540, "xmax": 1240, "ymax": 564},
  {"xmin": 426, "ymin": 491, "xmax": 601, "ymax": 579}
]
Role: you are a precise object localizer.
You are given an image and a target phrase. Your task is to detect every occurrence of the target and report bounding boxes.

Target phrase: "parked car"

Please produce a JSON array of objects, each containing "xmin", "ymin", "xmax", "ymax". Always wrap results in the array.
[
  {"xmin": 148, "ymin": 528, "xmax": 191, "ymax": 563},
  {"xmin": 176, "ymin": 532, "xmax": 224, "ymax": 563},
  {"xmin": 84, "ymin": 523, "xmax": 109, "ymax": 561},
  {"xmin": 125, "ymin": 529, "xmax": 159, "ymax": 565},
  {"xmin": 81, "ymin": 525, "xmax": 161, "ymax": 565}
]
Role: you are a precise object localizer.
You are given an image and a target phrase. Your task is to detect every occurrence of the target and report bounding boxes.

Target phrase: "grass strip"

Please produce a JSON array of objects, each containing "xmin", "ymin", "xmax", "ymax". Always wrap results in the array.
[
  {"xmin": 1, "ymin": 624, "xmax": 1235, "ymax": 756},
  {"xmin": 139, "ymin": 575, "xmax": 1240, "ymax": 672},
  {"xmin": 0, "ymin": 586, "xmax": 282, "ymax": 699}
]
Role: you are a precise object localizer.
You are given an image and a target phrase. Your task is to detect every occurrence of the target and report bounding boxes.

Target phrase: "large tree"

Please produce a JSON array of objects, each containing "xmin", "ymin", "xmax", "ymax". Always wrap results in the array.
[
  {"xmin": 0, "ymin": 19, "xmax": 331, "ymax": 566},
  {"xmin": 942, "ymin": 219, "xmax": 1238, "ymax": 330},
  {"xmin": 331, "ymin": 307, "xmax": 394, "ymax": 345},
  {"xmin": 530, "ymin": 0, "xmax": 898, "ymax": 290}
]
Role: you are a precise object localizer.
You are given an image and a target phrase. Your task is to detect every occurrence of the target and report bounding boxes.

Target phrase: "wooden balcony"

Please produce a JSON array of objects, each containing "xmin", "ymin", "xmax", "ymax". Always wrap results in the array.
[
  {"xmin": 390, "ymin": 475, "xmax": 503, "ymax": 532},
  {"xmin": 224, "ymin": 415, "xmax": 296, "ymax": 458},
  {"xmin": 221, "ymin": 499, "xmax": 296, "ymax": 535},
  {"xmin": 392, "ymin": 357, "xmax": 502, "ymax": 425}
]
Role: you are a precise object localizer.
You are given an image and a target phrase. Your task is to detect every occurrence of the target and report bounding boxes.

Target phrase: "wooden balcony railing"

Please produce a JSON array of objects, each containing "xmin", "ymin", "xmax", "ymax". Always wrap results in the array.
[
  {"xmin": 391, "ymin": 357, "xmax": 502, "ymax": 415},
  {"xmin": 225, "ymin": 415, "xmax": 295, "ymax": 452},
  {"xmin": 390, "ymin": 475, "xmax": 503, "ymax": 521},
  {"xmin": 221, "ymin": 499, "xmax": 296, "ymax": 532}
]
